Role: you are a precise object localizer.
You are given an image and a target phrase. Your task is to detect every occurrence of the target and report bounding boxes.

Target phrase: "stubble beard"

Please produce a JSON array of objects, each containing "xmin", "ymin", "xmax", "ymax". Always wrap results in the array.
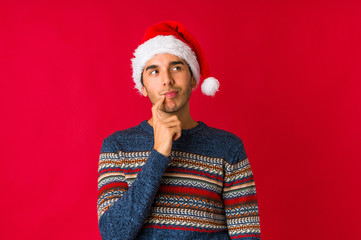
[
  {"xmin": 161, "ymin": 97, "xmax": 190, "ymax": 113},
  {"xmin": 147, "ymin": 84, "xmax": 193, "ymax": 114}
]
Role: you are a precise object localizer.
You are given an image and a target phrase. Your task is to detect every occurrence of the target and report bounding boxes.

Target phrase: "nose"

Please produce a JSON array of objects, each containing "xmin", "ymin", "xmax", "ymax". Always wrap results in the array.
[{"xmin": 161, "ymin": 71, "xmax": 174, "ymax": 86}]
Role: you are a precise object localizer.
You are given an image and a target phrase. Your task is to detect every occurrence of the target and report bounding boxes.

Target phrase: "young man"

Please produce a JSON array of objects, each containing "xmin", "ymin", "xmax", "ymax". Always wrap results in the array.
[{"xmin": 97, "ymin": 21, "xmax": 261, "ymax": 240}]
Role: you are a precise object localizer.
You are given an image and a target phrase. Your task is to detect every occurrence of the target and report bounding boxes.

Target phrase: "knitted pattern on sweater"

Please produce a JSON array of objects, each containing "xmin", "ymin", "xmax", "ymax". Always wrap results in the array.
[{"xmin": 97, "ymin": 120, "xmax": 261, "ymax": 240}]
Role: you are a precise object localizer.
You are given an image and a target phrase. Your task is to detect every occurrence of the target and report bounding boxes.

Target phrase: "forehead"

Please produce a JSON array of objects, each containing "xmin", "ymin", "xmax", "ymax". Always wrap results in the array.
[{"xmin": 144, "ymin": 53, "xmax": 186, "ymax": 67}]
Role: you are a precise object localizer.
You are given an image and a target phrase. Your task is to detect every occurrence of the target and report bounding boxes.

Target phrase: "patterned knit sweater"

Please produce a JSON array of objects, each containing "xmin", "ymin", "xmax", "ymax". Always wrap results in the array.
[{"xmin": 97, "ymin": 120, "xmax": 261, "ymax": 240}]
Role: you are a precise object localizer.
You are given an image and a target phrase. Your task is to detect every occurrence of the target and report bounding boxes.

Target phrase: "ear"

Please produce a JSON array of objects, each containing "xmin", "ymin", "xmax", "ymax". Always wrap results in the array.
[
  {"xmin": 191, "ymin": 76, "xmax": 197, "ymax": 88},
  {"xmin": 141, "ymin": 86, "xmax": 148, "ymax": 97}
]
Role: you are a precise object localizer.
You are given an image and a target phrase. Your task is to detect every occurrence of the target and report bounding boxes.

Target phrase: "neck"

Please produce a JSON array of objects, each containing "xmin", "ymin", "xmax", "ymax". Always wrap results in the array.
[{"xmin": 148, "ymin": 101, "xmax": 198, "ymax": 129}]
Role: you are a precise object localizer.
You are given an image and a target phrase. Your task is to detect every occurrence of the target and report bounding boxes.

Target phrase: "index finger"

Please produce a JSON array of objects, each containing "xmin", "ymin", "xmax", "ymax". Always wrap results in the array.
[{"xmin": 151, "ymin": 95, "xmax": 165, "ymax": 121}]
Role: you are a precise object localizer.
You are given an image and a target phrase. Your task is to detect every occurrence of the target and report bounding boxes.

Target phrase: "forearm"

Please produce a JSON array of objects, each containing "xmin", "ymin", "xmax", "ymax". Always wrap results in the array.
[
  {"xmin": 223, "ymin": 148, "xmax": 261, "ymax": 239},
  {"xmin": 99, "ymin": 149, "xmax": 170, "ymax": 240}
]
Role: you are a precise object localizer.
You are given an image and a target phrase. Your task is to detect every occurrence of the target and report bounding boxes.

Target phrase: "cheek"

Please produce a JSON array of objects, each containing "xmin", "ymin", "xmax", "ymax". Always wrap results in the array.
[
  {"xmin": 145, "ymin": 77, "xmax": 161, "ymax": 89},
  {"xmin": 144, "ymin": 85, "xmax": 159, "ymax": 102}
]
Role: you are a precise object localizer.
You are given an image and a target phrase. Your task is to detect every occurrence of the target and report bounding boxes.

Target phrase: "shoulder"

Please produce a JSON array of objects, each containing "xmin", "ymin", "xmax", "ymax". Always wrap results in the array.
[
  {"xmin": 201, "ymin": 123, "xmax": 242, "ymax": 142},
  {"xmin": 100, "ymin": 121, "xmax": 152, "ymax": 153},
  {"xmin": 197, "ymin": 123, "xmax": 248, "ymax": 164}
]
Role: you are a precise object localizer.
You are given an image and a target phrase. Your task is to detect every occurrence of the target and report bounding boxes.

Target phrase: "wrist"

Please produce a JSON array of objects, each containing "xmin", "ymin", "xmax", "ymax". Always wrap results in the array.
[{"xmin": 154, "ymin": 146, "xmax": 170, "ymax": 157}]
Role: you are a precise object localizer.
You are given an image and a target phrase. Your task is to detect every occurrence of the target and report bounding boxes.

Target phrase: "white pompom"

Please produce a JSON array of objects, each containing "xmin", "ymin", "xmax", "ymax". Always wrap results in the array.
[{"xmin": 201, "ymin": 77, "xmax": 220, "ymax": 96}]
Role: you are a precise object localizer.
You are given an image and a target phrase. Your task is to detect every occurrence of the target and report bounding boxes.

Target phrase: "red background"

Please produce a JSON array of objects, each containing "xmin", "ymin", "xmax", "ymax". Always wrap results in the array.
[{"xmin": 1, "ymin": 0, "xmax": 361, "ymax": 239}]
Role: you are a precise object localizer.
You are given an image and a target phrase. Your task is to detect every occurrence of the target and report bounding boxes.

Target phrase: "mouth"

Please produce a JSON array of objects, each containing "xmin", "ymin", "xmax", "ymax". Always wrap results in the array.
[{"xmin": 162, "ymin": 90, "xmax": 178, "ymax": 98}]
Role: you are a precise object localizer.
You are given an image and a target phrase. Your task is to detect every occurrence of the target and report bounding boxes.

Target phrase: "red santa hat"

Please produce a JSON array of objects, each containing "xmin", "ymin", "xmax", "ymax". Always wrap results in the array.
[{"xmin": 131, "ymin": 21, "xmax": 220, "ymax": 96}]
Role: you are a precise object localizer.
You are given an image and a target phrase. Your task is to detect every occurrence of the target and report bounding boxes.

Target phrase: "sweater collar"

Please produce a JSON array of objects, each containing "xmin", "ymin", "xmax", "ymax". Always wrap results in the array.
[{"xmin": 139, "ymin": 120, "xmax": 206, "ymax": 135}]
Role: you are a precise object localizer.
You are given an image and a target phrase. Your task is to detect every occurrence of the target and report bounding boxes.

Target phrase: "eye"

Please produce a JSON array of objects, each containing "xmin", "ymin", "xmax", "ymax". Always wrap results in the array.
[
  {"xmin": 150, "ymin": 70, "xmax": 158, "ymax": 75},
  {"xmin": 172, "ymin": 66, "xmax": 181, "ymax": 71}
]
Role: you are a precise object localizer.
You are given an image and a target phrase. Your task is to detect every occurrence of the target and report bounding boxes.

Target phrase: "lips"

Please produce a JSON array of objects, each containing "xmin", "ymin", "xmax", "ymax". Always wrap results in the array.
[{"xmin": 163, "ymin": 91, "xmax": 178, "ymax": 98}]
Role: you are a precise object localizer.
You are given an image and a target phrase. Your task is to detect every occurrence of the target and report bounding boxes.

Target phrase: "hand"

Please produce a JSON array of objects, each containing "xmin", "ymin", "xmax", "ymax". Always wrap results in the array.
[{"xmin": 151, "ymin": 96, "xmax": 181, "ymax": 157}]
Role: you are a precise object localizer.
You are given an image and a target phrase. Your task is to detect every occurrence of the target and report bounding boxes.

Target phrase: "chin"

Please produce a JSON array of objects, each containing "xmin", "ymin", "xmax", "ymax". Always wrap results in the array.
[{"xmin": 162, "ymin": 107, "xmax": 179, "ymax": 113}]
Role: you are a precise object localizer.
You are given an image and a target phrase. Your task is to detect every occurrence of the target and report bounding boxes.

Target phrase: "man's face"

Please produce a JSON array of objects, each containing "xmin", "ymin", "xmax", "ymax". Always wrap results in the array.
[{"xmin": 141, "ymin": 53, "xmax": 196, "ymax": 113}]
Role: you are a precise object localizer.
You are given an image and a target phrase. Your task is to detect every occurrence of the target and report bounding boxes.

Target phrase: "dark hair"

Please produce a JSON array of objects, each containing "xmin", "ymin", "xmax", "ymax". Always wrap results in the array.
[{"xmin": 140, "ymin": 64, "xmax": 193, "ymax": 86}]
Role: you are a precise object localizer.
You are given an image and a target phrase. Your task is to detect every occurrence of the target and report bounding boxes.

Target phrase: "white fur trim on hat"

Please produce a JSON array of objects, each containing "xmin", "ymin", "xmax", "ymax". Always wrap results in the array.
[
  {"xmin": 201, "ymin": 77, "xmax": 219, "ymax": 96},
  {"xmin": 131, "ymin": 35, "xmax": 200, "ymax": 94}
]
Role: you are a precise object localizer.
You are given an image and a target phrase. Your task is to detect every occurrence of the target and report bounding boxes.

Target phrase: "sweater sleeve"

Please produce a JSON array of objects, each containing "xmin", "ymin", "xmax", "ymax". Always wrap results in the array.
[
  {"xmin": 222, "ymin": 144, "xmax": 261, "ymax": 239},
  {"xmin": 97, "ymin": 138, "xmax": 171, "ymax": 240}
]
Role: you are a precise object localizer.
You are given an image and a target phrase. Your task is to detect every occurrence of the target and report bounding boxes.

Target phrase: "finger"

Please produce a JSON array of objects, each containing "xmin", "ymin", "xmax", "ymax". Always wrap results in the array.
[
  {"xmin": 173, "ymin": 133, "xmax": 181, "ymax": 141},
  {"xmin": 162, "ymin": 121, "xmax": 181, "ymax": 128},
  {"xmin": 162, "ymin": 115, "xmax": 180, "ymax": 123},
  {"xmin": 172, "ymin": 127, "xmax": 182, "ymax": 141},
  {"xmin": 151, "ymin": 96, "xmax": 165, "ymax": 121}
]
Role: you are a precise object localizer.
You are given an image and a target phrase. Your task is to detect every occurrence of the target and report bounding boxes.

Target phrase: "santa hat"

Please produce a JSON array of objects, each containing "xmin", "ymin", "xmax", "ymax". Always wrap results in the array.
[{"xmin": 131, "ymin": 21, "xmax": 220, "ymax": 96}]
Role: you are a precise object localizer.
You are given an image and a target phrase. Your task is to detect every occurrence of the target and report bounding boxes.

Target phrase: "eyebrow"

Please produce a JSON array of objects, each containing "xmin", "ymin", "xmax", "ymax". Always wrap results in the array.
[
  {"xmin": 145, "ymin": 65, "xmax": 158, "ymax": 71},
  {"xmin": 145, "ymin": 61, "xmax": 185, "ymax": 72},
  {"xmin": 169, "ymin": 61, "xmax": 185, "ymax": 66}
]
